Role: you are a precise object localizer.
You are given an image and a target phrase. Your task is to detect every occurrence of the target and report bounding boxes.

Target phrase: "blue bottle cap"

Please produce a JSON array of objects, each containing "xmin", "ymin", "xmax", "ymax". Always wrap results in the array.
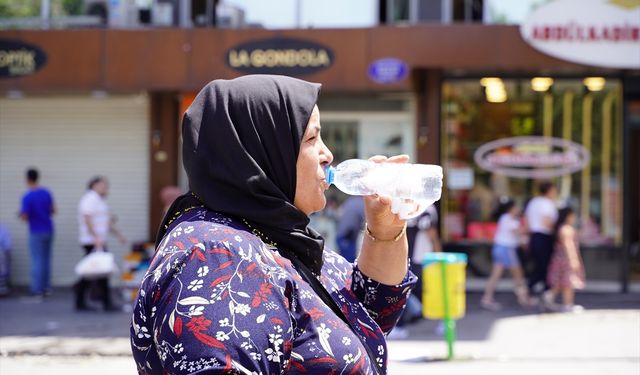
[{"xmin": 324, "ymin": 165, "xmax": 335, "ymax": 186}]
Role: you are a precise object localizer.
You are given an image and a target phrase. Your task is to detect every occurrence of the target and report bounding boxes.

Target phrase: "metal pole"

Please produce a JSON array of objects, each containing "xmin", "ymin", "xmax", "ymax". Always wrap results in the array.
[
  {"xmin": 206, "ymin": 0, "xmax": 214, "ymax": 27},
  {"xmin": 40, "ymin": 0, "xmax": 51, "ymax": 29},
  {"xmin": 440, "ymin": 260, "xmax": 455, "ymax": 360},
  {"xmin": 179, "ymin": 0, "xmax": 192, "ymax": 27},
  {"xmin": 621, "ymin": 84, "xmax": 631, "ymax": 293},
  {"xmin": 295, "ymin": 0, "xmax": 302, "ymax": 28}
]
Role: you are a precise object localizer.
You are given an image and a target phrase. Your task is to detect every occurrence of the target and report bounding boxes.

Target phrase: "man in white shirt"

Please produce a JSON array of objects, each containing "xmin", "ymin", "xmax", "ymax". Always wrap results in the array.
[
  {"xmin": 74, "ymin": 176, "xmax": 126, "ymax": 311},
  {"xmin": 524, "ymin": 181, "xmax": 558, "ymax": 294}
]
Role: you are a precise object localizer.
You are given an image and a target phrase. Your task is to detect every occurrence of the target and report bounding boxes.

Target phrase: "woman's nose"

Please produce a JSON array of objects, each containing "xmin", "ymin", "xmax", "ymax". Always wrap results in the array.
[{"xmin": 321, "ymin": 142, "xmax": 333, "ymax": 166}]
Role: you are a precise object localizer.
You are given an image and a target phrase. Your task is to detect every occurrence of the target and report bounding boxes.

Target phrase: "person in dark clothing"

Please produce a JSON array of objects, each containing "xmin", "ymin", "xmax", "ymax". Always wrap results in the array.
[
  {"xmin": 525, "ymin": 181, "xmax": 558, "ymax": 294},
  {"xmin": 335, "ymin": 196, "xmax": 365, "ymax": 262},
  {"xmin": 19, "ymin": 168, "xmax": 55, "ymax": 297}
]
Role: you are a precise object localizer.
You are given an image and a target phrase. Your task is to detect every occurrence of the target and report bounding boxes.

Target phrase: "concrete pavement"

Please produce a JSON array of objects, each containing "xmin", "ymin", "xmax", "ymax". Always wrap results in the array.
[{"xmin": 0, "ymin": 288, "xmax": 638, "ymax": 374}]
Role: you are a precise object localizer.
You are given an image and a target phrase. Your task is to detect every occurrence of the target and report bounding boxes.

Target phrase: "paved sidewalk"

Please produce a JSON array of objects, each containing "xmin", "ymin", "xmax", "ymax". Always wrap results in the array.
[{"xmin": 0, "ymin": 288, "xmax": 638, "ymax": 374}]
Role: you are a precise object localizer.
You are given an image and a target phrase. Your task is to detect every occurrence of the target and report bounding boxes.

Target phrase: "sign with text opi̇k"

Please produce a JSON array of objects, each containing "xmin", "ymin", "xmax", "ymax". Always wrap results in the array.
[{"xmin": 520, "ymin": 0, "xmax": 640, "ymax": 69}]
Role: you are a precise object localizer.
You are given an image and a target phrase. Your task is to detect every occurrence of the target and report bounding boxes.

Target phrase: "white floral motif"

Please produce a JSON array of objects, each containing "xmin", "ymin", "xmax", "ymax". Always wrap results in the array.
[
  {"xmin": 184, "ymin": 226, "xmax": 194, "ymax": 234},
  {"xmin": 264, "ymin": 301, "xmax": 277, "ymax": 310},
  {"xmin": 172, "ymin": 227, "xmax": 183, "ymax": 237},
  {"xmin": 188, "ymin": 305, "xmax": 205, "ymax": 316},
  {"xmin": 234, "ymin": 303, "xmax": 251, "ymax": 316},
  {"xmin": 137, "ymin": 326, "xmax": 151, "ymax": 339},
  {"xmin": 216, "ymin": 331, "xmax": 230, "ymax": 341},
  {"xmin": 174, "ymin": 343, "xmax": 184, "ymax": 353},
  {"xmin": 265, "ymin": 347, "xmax": 283, "ymax": 363},
  {"xmin": 317, "ymin": 323, "xmax": 334, "ymax": 356},
  {"xmin": 268, "ymin": 333, "xmax": 283, "ymax": 348},
  {"xmin": 343, "ymin": 353, "xmax": 355, "ymax": 364},
  {"xmin": 153, "ymin": 268, "xmax": 162, "ymax": 282},
  {"xmin": 377, "ymin": 345, "xmax": 385, "ymax": 355},
  {"xmin": 317, "ymin": 323, "xmax": 332, "ymax": 336},
  {"xmin": 240, "ymin": 342, "xmax": 253, "ymax": 350},
  {"xmin": 197, "ymin": 266, "xmax": 209, "ymax": 277},
  {"xmin": 250, "ymin": 352, "xmax": 262, "ymax": 360},
  {"xmin": 219, "ymin": 318, "xmax": 230, "ymax": 327},
  {"xmin": 187, "ymin": 279, "xmax": 203, "ymax": 291},
  {"xmin": 342, "ymin": 337, "xmax": 351, "ymax": 346},
  {"xmin": 300, "ymin": 290, "xmax": 313, "ymax": 299},
  {"xmin": 234, "ymin": 235, "xmax": 243, "ymax": 242}
]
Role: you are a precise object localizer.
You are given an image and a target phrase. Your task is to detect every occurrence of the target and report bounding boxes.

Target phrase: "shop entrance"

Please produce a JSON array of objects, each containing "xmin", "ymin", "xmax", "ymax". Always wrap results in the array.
[
  {"xmin": 440, "ymin": 77, "xmax": 624, "ymax": 280},
  {"xmin": 625, "ymin": 99, "xmax": 640, "ymax": 289}
]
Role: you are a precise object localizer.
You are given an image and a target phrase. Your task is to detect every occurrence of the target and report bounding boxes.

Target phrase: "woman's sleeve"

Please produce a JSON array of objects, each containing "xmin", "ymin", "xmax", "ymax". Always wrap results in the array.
[
  {"xmin": 132, "ymin": 232, "xmax": 296, "ymax": 374},
  {"xmin": 350, "ymin": 263, "xmax": 417, "ymax": 333}
]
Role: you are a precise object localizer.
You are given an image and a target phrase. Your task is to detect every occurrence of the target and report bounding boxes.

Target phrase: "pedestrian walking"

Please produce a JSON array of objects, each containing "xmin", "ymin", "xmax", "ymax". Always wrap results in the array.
[
  {"xmin": 390, "ymin": 204, "xmax": 441, "ymax": 339},
  {"xmin": 542, "ymin": 207, "xmax": 586, "ymax": 313},
  {"xmin": 19, "ymin": 168, "xmax": 55, "ymax": 298},
  {"xmin": 75, "ymin": 176, "xmax": 126, "ymax": 312},
  {"xmin": 407, "ymin": 204, "xmax": 441, "ymax": 302},
  {"xmin": 525, "ymin": 181, "xmax": 558, "ymax": 294},
  {"xmin": 335, "ymin": 195, "xmax": 365, "ymax": 262},
  {"xmin": 0, "ymin": 223, "xmax": 12, "ymax": 296},
  {"xmin": 481, "ymin": 197, "xmax": 537, "ymax": 311}
]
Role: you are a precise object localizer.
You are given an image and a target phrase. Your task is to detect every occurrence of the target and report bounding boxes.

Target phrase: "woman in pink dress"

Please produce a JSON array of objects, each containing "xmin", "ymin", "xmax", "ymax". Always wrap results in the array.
[{"xmin": 542, "ymin": 207, "xmax": 586, "ymax": 313}]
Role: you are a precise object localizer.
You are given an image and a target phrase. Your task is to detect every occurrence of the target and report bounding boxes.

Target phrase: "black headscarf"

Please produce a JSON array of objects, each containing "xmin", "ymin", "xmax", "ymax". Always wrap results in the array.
[{"xmin": 158, "ymin": 75, "xmax": 326, "ymax": 275}]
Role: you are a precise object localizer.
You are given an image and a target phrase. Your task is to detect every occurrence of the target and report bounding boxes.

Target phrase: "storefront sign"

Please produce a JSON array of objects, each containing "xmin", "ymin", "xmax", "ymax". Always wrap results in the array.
[
  {"xmin": 520, "ymin": 0, "xmax": 640, "ymax": 69},
  {"xmin": 0, "ymin": 39, "xmax": 47, "ymax": 78},
  {"xmin": 368, "ymin": 58, "xmax": 408, "ymax": 84},
  {"xmin": 474, "ymin": 136, "xmax": 591, "ymax": 179},
  {"xmin": 225, "ymin": 37, "xmax": 334, "ymax": 75}
]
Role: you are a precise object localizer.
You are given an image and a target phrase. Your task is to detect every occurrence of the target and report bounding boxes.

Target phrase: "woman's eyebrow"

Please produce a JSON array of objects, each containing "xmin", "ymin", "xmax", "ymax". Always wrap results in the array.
[{"xmin": 308, "ymin": 125, "xmax": 321, "ymax": 134}]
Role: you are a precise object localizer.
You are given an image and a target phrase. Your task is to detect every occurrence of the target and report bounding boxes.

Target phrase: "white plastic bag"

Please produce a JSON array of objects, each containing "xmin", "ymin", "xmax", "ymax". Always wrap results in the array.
[{"xmin": 74, "ymin": 249, "xmax": 118, "ymax": 279}]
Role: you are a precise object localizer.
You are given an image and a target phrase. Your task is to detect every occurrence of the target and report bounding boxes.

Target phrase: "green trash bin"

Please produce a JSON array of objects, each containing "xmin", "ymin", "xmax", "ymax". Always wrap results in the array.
[{"xmin": 422, "ymin": 252, "xmax": 468, "ymax": 359}]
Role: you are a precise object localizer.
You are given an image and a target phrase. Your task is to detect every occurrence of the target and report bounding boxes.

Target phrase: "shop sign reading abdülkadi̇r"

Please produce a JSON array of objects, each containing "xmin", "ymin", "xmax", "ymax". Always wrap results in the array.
[
  {"xmin": 225, "ymin": 37, "xmax": 334, "ymax": 76},
  {"xmin": 0, "ymin": 39, "xmax": 47, "ymax": 78},
  {"xmin": 520, "ymin": 0, "xmax": 640, "ymax": 69}
]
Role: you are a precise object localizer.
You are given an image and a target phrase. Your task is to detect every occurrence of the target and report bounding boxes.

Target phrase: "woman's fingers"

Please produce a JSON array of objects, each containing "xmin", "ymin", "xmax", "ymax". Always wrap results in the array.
[
  {"xmin": 367, "ymin": 154, "xmax": 410, "ymax": 164},
  {"xmin": 368, "ymin": 155, "xmax": 388, "ymax": 163},
  {"xmin": 386, "ymin": 154, "xmax": 410, "ymax": 164}
]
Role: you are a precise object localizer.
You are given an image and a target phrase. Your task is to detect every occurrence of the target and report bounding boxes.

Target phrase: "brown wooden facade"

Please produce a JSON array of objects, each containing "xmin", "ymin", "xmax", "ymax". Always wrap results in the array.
[{"xmin": 0, "ymin": 25, "xmax": 630, "ymax": 242}]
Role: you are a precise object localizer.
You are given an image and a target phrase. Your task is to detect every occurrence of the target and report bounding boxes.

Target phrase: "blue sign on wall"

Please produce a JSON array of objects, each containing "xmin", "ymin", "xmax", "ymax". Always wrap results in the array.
[{"xmin": 368, "ymin": 58, "xmax": 408, "ymax": 84}]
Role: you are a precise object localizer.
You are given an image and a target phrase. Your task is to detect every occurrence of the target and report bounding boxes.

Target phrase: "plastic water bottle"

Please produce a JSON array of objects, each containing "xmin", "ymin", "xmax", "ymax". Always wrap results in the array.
[{"xmin": 325, "ymin": 159, "xmax": 443, "ymax": 219}]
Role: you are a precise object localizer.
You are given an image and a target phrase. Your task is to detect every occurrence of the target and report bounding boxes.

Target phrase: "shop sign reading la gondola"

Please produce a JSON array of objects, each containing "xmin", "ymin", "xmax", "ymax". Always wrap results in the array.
[
  {"xmin": 226, "ymin": 37, "xmax": 334, "ymax": 76},
  {"xmin": 474, "ymin": 136, "xmax": 591, "ymax": 179}
]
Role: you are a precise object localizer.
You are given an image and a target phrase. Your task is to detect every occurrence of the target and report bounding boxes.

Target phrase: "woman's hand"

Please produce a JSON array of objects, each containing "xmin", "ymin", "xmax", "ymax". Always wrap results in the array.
[
  {"xmin": 363, "ymin": 154, "xmax": 410, "ymax": 238},
  {"xmin": 357, "ymin": 154, "xmax": 411, "ymax": 285}
]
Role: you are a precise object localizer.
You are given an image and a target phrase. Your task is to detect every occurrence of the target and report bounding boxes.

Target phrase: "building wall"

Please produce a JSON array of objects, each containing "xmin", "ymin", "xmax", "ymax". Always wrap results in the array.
[{"xmin": 0, "ymin": 95, "xmax": 150, "ymax": 286}]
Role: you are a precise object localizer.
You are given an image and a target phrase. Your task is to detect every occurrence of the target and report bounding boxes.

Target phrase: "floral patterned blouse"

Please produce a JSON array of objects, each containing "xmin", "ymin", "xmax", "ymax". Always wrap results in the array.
[{"xmin": 130, "ymin": 209, "xmax": 416, "ymax": 374}]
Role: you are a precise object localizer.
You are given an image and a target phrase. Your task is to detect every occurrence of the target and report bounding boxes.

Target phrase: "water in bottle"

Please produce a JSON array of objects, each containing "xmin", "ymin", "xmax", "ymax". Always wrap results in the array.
[{"xmin": 325, "ymin": 159, "xmax": 443, "ymax": 219}]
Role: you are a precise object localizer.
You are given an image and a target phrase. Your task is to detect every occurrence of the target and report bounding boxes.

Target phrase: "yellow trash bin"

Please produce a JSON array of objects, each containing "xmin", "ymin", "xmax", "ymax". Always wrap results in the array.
[{"xmin": 422, "ymin": 252, "xmax": 467, "ymax": 320}]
